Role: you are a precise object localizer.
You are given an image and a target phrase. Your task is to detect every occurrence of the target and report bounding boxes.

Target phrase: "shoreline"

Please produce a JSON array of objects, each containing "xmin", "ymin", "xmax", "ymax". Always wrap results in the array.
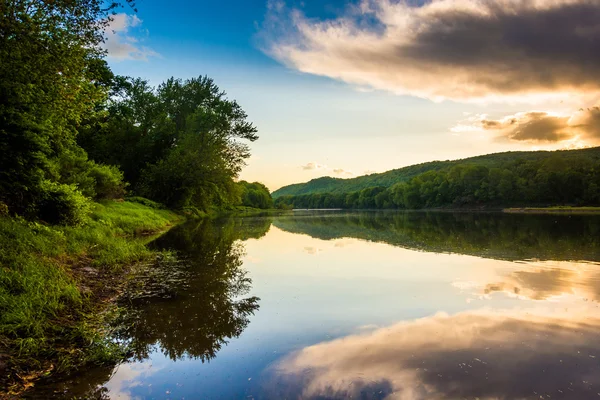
[
  {"xmin": 503, "ymin": 207, "xmax": 600, "ymax": 214},
  {"xmin": 0, "ymin": 200, "xmax": 183, "ymax": 398},
  {"xmin": 269, "ymin": 206, "xmax": 600, "ymax": 214},
  {"xmin": 0, "ymin": 201, "xmax": 277, "ymax": 398}
]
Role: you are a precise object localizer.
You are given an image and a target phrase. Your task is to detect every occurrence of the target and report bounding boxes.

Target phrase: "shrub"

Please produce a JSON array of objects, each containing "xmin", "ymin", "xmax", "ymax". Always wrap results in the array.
[
  {"xmin": 88, "ymin": 163, "xmax": 127, "ymax": 200},
  {"xmin": 36, "ymin": 181, "xmax": 91, "ymax": 226}
]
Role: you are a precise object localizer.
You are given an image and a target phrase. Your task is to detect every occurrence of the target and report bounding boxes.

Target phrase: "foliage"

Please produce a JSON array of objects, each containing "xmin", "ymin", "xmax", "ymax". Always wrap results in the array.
[
  {"xmin": 275, "ymin": 148, "xmax": 600, "ymax": 209},
  {"xmin": 272, "ymin": 162, "xmax": 449, "ymax": 198},
  {"xmin": 87, "ymin": 163, "xmax": 128, "ymax": 200},
  {"xmin": 36, "ymin": 181, "xmax": 92, "ymax": 226},
  {"xmin": 1, "ymin": 0, "xmax": 256, "ymax": 221},
  {"xmin": 237, "ymin": 181, "xmax": 273, "ymax": 209},
  {"xmin": 273, "ymin": 147, "xmax": 600, "ymax": 199},
  {"xmin": 48, "ymin": 148, "xmax": 127, "ymax": 202},
  {"xmin": 0, "ymin": 201, "xmax": 180, "ymax": 392},
  {"xmin": 0, "ymin": 0, "xmax": 130, "ymax": 222},
  {"xmin": 79, "ymin": 76, "xmax": 259, "ymax": 210}
]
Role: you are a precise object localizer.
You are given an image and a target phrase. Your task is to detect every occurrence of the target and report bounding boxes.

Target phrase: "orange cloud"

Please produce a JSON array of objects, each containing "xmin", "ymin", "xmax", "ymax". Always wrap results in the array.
[{"xmin": 453, "ymin": 107, "xmax": 600, "ymax": 144}]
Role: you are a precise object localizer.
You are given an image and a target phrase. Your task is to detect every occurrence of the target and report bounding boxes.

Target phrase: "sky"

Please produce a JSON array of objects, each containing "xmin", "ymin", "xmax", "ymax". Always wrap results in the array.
[{"xmin": 104, "ymin": 0, "xmax": 600, "ymax": 191}]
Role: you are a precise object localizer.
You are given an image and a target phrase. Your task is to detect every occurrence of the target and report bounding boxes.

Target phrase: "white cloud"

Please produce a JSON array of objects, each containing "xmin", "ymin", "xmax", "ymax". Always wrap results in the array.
[
  {"xmin": 104, "ymin": 14, "xmax": 158, "ymax": 61},
  {"xmin": 301, "ymin": 162, "xmax": 327, "ymax": 170}
]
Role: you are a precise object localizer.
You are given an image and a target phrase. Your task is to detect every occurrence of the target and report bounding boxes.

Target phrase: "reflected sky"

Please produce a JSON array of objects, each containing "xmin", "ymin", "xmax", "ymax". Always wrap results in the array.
[
  {"xmin": 268, "ymin": 309, "xmax": 600, "ymax": 400},
  {"xmin": 31, "ymin": 212, "xmax": 600, "ymax": 399}
]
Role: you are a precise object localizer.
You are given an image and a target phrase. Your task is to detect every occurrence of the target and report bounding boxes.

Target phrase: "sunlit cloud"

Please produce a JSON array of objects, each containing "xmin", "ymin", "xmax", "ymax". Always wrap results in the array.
[
  {"xmin": 333, "ymin": 168, "xmax": 354, "ymax": 177},
  {"xmin": 333, "ymin": 239, "xmax": 356, "ymax": 248},
  {"xmin": 262, "ymin": 0, "xmax": 600, "ymax": 103},
  {"xmin": 301, "ymin": 162, "xmax": 328, "ymax": 170},
  {"xmin": 452, "ymin": 106, "xmax": 600, "ymax": 144},
  {"xmin": 303, "ymin": 246, "xmax": 323, "ymax": 255},
  {"xmin": 300, "ymin": 163, "xmax": 355, "ymax": 177},
  {"xmin": 453, "ymin": 261, "xmax": 600, "ymax": 302},
  {"xmin": 269, "ymin": 309, "xmax": 600, "ymax": 399},
  {"xmin": 104, "ymin": 14, "xmax": 159, "ymax": 61}
]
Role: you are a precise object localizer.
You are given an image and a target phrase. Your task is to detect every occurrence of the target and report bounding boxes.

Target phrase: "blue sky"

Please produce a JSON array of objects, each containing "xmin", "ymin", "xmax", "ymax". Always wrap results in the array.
[{"xmin": 105, "ymin": 0, "xmax": 600, "ymax": 190}]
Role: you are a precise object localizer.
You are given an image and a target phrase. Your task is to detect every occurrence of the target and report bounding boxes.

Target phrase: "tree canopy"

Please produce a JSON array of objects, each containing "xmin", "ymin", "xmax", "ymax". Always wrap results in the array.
[
  {"xmin": 0, "ymin": 0, "xmax": 265, "ymax": 223},
  {"xmin": 80, "ymin": 76, "xmax": 259, "ymax": 210}
]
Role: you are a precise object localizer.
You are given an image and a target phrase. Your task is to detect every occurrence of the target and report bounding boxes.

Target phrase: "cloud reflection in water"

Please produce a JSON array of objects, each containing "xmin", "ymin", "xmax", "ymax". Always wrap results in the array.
[{"xmin": 268, "ymin": 310, "xmax": 600, "ymax": 400}]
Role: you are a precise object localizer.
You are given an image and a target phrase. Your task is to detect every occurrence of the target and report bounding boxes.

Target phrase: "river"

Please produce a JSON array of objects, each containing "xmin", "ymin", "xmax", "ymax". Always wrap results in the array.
[{"xmin": 30, "ymin": 211, "xmax": 600, "ymax": 399}]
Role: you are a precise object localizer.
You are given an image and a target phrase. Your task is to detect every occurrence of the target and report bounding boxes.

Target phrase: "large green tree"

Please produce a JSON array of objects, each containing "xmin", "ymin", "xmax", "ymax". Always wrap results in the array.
[
  {"xmin": 80, "ymin": 76, "xmax": 259, "ymax": 210},
  {"xmin": 0, "ymin": 0, "xmax": 129, "ymax": 220}
]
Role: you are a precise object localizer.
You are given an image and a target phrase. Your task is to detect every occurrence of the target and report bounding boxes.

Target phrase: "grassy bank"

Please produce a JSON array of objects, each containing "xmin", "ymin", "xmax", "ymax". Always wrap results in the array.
[
  {"xmin": 504, "ymin": 206, "xmax": 600, "ymax": 214},
  {"xmin": 0, "ymin": 200, "xmax": 182, "ymax": 396}
]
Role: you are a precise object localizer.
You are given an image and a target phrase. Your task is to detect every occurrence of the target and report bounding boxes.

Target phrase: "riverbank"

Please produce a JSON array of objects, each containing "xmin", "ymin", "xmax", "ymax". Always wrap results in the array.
[
  {"xmin": 0, "ymin": 200, "xmax": 183, "ymax": 397},
  {"xmin": 504, "ymin": 206, "xmax": 600, "ymax": 214}
]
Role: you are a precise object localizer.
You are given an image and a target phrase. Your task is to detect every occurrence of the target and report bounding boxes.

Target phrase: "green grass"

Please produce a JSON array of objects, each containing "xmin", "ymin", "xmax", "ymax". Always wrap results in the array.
[{"xmin": 0, "ymin": 200, "xmax": 181, "ymax": 394}]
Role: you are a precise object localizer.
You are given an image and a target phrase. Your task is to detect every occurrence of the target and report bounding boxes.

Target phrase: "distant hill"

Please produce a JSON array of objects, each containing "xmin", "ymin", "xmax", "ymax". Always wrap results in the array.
[{"xmin": 272, "ymin": 147, "xmax": 600, "ymax": 198}]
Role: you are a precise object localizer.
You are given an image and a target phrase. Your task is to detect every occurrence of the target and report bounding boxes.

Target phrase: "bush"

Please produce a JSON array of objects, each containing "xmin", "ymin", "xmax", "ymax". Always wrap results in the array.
[
  {"xmin": 54, "ymin": 150, "xmax": 127, "ymax": 200},
  {"xmin": 36, "ymin": 181, "xmax": 91, "ymax": 226},
  {"xmin": 88, "ymin": 163, "xmax": 127, "ymax": 200}
]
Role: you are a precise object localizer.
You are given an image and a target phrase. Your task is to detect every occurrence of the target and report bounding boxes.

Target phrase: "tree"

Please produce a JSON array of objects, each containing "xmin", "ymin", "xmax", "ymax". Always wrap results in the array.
[
  {"xmin": 238, "ymin": 181, "xmax": 273, "ymax": 209},
  {"xmin": 0, "ymin": 0, "xmax": 129, "ymax": 221}
]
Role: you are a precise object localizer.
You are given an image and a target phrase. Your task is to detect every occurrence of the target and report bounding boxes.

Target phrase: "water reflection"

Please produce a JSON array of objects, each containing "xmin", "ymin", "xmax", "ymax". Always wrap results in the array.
[
  {"xmin": 28, "ymin": 217, "xmax": 270, "ymax": 399},
  {"xmin": 27, "ymin": 212, "xmax": 600, "ymax": 399},
  {"xmin": 268, "ymin": 309, "xmax": 600, "ymax": 400},
  {"xmin": 118, "ymin": 217, "xmax": 270, "ymax": 362},
  {"xmin": 274, "ymin": 211, "xmax": 600, "ymax": 262}
]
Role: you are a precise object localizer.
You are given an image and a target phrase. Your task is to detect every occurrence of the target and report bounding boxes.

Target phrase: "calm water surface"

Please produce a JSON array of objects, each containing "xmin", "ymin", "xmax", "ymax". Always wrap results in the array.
[{"xmin": 33, "ymin": 211, "xmax": 600, "ymax": 399}]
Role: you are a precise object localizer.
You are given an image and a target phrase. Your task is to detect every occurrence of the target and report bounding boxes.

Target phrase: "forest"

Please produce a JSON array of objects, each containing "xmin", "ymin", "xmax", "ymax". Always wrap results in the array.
[
  {"xmin": 0, "ymin": 0, "xmax": 272, "ymax": 227},
  {"xmin": 274, "ymin": 148, "xmax": 600, "ymax": 209},
  {"xmin": 272, "ymin": 147, "xmax": 600, "ymax": 198}
]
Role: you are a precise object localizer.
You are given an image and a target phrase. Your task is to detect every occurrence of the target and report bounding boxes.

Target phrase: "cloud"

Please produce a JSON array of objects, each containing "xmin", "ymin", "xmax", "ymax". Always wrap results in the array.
[
  {"xmin": 454, "ymin": 106, "xmax": 600, "ymax": 143},
  {"xmin": 301, "ymin": 162, "xmax": 327, "ymax": 170},
  {"xmin": 104, "ymin": 14, "xmax": 159, "ymax": 61},
  {"xmin": 333, "ymin": 168, "xmax": 354, "ymax": 177},
  {"xmin": 303, "ymin": 246, "xmax": 322, "ymax": 255},
  {"xmin": 301, "ymin": 163, "xmax": 354, "ymax": 176},
  {"xmin": 485, "ymin": 268, "xmax": 576, "ymax": 300},
  {"xmin": 453, "ymin": 260, "xmax": 600, "ymax": 303},
  {"xmin": 105, "ymin": 361, "xmax": 160, "ymax": 400},
  {"xmin": 262, "ymin": 0, "xmax": 600, "ymax": 102},
  {"xmin": 268, "ymin": 309, "xmax": 600, "ymax": 399}
]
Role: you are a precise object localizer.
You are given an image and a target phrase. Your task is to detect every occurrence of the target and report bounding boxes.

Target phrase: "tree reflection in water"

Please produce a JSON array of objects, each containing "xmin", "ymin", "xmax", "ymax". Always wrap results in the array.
[
  {"xmin": 274, "ymin": 211, "xmax": 600, "ymax": 262},
  {"xmin": 28, "ymin": 217, "xmax": 269, "ymax": 399},
  {"xmin": 117, "ymin": 217, "xmax": 270, "ymax": 362}
]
